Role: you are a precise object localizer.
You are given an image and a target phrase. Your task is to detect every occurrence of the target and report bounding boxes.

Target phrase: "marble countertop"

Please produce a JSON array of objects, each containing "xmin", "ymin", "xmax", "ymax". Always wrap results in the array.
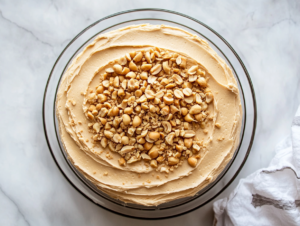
[{"xmin": 1, "ymin": 0, "xmax": 299, "ymax": 225}]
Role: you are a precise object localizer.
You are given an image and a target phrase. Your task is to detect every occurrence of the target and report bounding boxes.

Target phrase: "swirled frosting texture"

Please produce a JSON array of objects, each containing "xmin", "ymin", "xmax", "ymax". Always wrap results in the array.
[{"xmin": 56, "ymin": 24, "xmax": 242, "ymax": 206}]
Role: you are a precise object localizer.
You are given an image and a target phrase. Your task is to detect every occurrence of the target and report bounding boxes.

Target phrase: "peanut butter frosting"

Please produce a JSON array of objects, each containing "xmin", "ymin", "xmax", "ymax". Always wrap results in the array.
[{"xmin": 56, "ymin": 24, "xmax": 242, "ymax": 206}]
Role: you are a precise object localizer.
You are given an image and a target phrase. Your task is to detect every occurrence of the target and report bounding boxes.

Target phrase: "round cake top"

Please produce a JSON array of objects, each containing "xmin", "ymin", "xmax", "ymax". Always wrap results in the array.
[{"xmin": 56, "ymin": 24, "xmax": 242, "ymax": 206}]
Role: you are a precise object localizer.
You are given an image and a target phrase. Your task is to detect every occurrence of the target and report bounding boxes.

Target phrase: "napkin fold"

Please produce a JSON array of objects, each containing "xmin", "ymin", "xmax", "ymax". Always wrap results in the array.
[{"xmin": 213, "ymin": 106, "xmax": 300, "ymax": 226}]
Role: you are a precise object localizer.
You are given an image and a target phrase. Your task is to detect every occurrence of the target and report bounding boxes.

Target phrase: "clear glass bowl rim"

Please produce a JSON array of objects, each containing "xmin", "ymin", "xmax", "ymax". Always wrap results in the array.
[{"xmin": 42, "ymin": 8, "xmax": 257, "ymax": 220}]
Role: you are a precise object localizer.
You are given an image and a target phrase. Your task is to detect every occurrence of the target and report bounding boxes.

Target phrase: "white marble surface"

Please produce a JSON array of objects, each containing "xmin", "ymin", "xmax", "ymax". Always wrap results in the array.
[{"xmin": 0, "ymin": 0, "xmax": 299, "ymax": 225}]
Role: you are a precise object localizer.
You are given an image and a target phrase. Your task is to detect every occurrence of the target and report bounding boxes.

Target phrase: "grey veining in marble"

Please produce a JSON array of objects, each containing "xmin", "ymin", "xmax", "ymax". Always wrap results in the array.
[{"xmin": 0, "ymin": 0, "xmax": 299, "ymax": 225}]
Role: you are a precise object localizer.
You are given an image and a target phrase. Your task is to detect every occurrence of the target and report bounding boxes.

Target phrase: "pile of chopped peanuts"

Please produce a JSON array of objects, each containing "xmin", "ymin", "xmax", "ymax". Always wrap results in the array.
[{"xmin": 84, "ymin": 47, "xmax": 214, "ymax": 171}]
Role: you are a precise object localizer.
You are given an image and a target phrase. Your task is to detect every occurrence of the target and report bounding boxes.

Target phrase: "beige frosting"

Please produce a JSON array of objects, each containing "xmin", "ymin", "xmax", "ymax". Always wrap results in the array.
[{"xmin": 56, "ymin": 24, "xmax": 242, "ymax": 206}]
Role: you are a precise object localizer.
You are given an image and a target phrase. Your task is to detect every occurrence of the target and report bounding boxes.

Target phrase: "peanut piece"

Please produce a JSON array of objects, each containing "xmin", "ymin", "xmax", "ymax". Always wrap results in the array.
[
  {"xmin": 122, "ymin": 114, "xmax": 131, "ymax": 126},
  {"xmin": 124, "ymin": 107, "xmax": 133, "ymax": 114},
  {"xmin": 148, "ymin": 145, "xmax": 159, "ymax": 159},
  {"xmin": 132, "ymin": 116, "xmax": 142, "ymax": 127},
  {"xmin": 141, "ymin": 64, "xmax": 152, "ymax": 71},
  {"xmin": 189, "ymin": 105, "xmax": 202, "ymax": 114},
  {"xmin": 121, "ymin": 136, "xmax": 129, "ymax": 145},
  {"xmin": 168, "ymin": 157, "xmax": 179, "ymax": 166},
  {"xmin": 197, "ymin": 77, "xmax": 207, "ymax": 87},
  {"xmin": 188, "ymin": 157, "xmax": 197, "ymax": 167},
  {"xmin": 118, "ymin": 158, "xmax": 126, "ymax": 166},
  {"xmin": 144, "ymin": 142, "xmax": 153, "ymax": 151},
  {"xmin": 184, "ymin": 138, "xmax": 193, "ymax": 148},
  {"xmin": 148, "ymin": 132, "xmax": 160, "ymax": 141},
  {"xmin": 181, "ymin": 107, "xmax": 188, "ymax": 116},
  {"xmin": 87, "ymin": 112, "xmax": 94, "ymax": 120},
  {"xmin": 150, "ymin": 160, "xmax": 158, "ymax": 168},
  {"xmin": 162, "ymin": 61, "xmax": 171, "ymax": 74},
  {"xmin": 150, "ymin": 64, "xmax": 162, "ymax": 75}
]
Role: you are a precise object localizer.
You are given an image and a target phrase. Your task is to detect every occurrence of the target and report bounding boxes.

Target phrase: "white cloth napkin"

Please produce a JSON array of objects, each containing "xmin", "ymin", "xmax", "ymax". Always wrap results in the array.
[{"xmin": 213, "ymin": 106, "xmax": 300, "ymax": 226}]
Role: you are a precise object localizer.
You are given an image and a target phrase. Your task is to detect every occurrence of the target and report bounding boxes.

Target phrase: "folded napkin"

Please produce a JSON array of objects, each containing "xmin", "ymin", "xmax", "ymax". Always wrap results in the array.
[{"xmin": 213, "ymin": 106, "xmax": 300, "ymax": 226}]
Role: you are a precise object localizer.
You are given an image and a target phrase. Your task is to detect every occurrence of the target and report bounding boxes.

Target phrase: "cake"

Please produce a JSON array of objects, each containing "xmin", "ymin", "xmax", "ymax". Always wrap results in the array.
[{"xmin": 56, "ymin": 24, "xmax": 242, "ymax": 206}]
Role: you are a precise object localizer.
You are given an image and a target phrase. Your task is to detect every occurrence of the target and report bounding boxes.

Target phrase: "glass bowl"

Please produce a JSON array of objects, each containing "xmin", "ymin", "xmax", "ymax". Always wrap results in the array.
[{"xmin": 43, "ymin": 9, "xmax": 257, "ymax": 219}]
